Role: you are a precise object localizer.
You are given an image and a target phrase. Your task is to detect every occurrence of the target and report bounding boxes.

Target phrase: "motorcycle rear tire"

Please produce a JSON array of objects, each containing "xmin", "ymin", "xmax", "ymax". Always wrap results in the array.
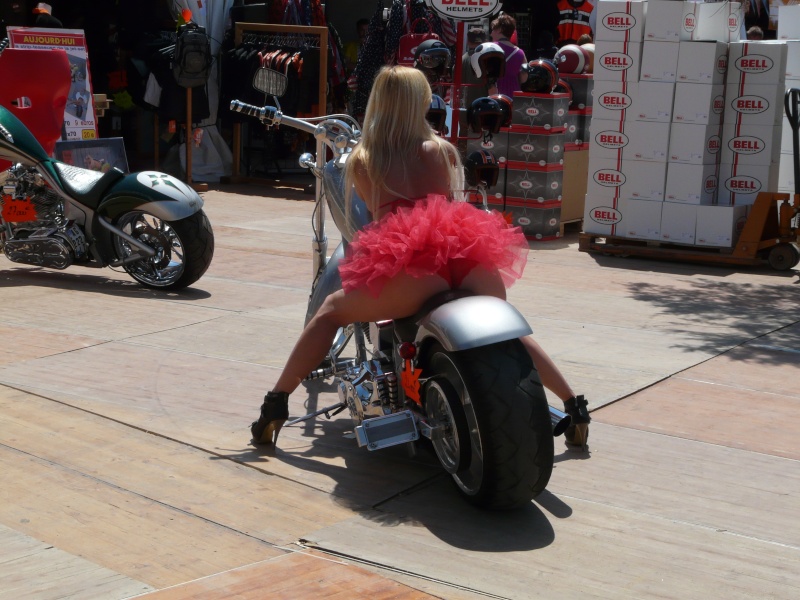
[
  {"xmin": 114, "ymin": 210, "xmax": 214, "ymax": 290},
  {"xmin": 424, "ymin": 340, "xmax": 554, "ymax": 510}
]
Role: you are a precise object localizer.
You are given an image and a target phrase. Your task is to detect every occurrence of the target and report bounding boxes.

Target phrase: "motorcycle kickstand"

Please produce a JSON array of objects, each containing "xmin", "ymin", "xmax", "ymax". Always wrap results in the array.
[{"xmin": 285, "ymin": 401, "xmax": 347, "ymax": 427}]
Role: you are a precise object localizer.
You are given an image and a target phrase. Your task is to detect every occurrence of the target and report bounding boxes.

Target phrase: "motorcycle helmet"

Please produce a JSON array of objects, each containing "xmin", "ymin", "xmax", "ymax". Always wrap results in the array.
[
  {"xmin": 519, "ymin": 58, "xmax": 559, "ymax": 94},
  {"xmin": 488, "ymin": 93, "xmax": 513, "ymax": 129},
  {"xmin": 554, "ymin": 44, "xmax": 590, "ymax": 74},
  {"xmin": 464, "ymin": 149, "xmax": 500, "ymax": 188},
  {"xmin": 470, "ymin": 42, "xmax": 505, "ymax": 82},
  {"xmin": 414, "ymin": 39, "xmax": 452, "ymax": 80},
  {"xmin": 553, "ymin": 78, "xmax": 573, "ymax": 107},
  {"xmin": 580, "ymin": 43, "xmax": 595, "ymax": 74},
  {"xmin": 426, "ymin": 94, "xmax": 448, "ymax": 134},
  {"xmin": 467, "ymin": 96, "xmax": 504, "ymax": 134}
]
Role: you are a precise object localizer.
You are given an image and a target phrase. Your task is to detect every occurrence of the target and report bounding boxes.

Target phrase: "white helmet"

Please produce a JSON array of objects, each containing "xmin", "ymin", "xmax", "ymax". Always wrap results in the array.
[{"xmin": 470, "ymin": 42, "xmax": 505, "ymax": 82}]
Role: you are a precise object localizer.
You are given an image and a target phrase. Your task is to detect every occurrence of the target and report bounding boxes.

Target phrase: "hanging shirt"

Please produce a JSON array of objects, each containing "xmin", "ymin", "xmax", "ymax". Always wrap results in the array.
[{"xmin": 556, "ymin": 0, "xmax": 595, "ymax": 45}]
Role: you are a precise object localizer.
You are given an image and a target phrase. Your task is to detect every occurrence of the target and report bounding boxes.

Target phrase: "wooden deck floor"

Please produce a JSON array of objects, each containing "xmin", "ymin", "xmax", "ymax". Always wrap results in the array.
[{"xmin": 0, "ymin": 185, "xmax": 798, "ymax": 599}]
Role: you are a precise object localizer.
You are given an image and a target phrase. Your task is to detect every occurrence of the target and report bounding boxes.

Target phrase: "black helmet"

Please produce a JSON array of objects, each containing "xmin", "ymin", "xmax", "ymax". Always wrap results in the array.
[
  {"xmin": 468, "ymin": 96, "xmax": 504, "ymax": 134},
  {"xmin": 426, "ymin": 94, "xmax": 448, "ymax": 134},
  {"xmin": 464, "ymin": 149, "xmax": 500, "ymax": 188},
  {"xmin": 470, "ymin": 42, "xmax": 505, "ymax": 82},
  {"xmin": 488, "ymin": 93, "xmax": 513, "ymax": 129},
  {"xmin": 414, "ymin": 39, "xmax": 452, "ymax": 80},
  {"xmin": 519, "ymin": 58, "xmax": 559, "ymax": 94}
]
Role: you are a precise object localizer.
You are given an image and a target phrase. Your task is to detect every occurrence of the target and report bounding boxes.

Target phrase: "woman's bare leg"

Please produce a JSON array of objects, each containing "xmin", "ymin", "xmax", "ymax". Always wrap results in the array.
[{"xmin": 272, "ymin": 273, "xmax": 451, "ymax": 394}]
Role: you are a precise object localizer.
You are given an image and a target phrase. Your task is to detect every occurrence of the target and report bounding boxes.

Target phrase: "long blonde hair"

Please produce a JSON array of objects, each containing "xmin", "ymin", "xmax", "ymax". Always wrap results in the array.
[{"xmin": 345, "ymin": 66, "xmax": 463, "ymax": 208}]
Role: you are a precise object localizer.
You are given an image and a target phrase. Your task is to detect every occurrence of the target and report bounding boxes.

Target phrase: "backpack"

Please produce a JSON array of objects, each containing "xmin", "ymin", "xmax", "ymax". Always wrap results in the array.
[{"xmin": 172, "ymin": 23, "xmax": 212, "ymax": 88}]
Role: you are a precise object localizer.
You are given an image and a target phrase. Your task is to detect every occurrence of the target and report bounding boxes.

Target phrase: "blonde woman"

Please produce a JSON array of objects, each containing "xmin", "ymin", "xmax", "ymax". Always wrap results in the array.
[{"xmin": 251, "ymin": 66, "xmax": 589, "ymax": 449}]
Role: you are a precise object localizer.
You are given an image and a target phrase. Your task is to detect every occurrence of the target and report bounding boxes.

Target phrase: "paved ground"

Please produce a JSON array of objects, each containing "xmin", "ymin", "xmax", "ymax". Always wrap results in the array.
[{"xmin": 0, "ymin": 183, "xmax": 798, "ymax": 599}]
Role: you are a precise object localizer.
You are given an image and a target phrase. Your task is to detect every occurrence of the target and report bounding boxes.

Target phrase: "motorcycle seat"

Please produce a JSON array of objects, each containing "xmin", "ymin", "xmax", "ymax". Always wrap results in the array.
[
  {"xmin": 393, "ymin": 289, "xmax": 475, "ymax": 341},
  {"xmin": 52, "ymin": 162, "xmax": 125, "ymax": 210}
]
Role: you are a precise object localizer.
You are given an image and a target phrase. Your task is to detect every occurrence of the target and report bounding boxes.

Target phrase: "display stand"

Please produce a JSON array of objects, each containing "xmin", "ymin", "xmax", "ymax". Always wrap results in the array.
[{"xmin": 226, "ymin": 22, "xmax": 328, "ymax": 186}]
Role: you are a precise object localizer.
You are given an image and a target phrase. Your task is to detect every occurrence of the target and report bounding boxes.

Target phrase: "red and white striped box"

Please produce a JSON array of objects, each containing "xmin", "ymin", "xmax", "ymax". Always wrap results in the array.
[
  {"xmin": 594, "ymin": 1, "xmax": 648, "ymax": 43},
  {"xmin": 672, "ymin": 83, "xmax": 725, "ymax": 125},
  {"xmin": 724, "ymin": 83, "xmax": 784, "ymax": 127},
  {"xmin": 640, "ymin": 41, "xmax": 680, "ymax": 82},
  {"xmin": 593, "ymin": 41, "xmax": 642, "ymax": 83},
  {"xmin": 696, "ymin": 205, "xmax": 748, "ymax": 247},
  {"xmin": 660, "ymin": 202, "xmax": 697, "ymax": 245},
  {"xmin": 645, "ymin": 1, "xmax": 685, "ymax": 43},
  {"xmin": 727, "ymin": 41, "xmax": 787, "ymax": 87},
  {"xmin": 720, "ymin": 123, "xmax": 782, "ymax": 167},
  {"xmin": 716, "ymin": 162, "xmax": 780, "ymax": 206},
  {"xmin": 676, "ymin": 41, "xmax": 728, "ymax": 85},
  {"xmin": 587, "ymin": 155, "xmax": 667, "ymax": 201},
  {"xmin": 589, "ymin": 118, "xmax": 670, "ymax": 162}
]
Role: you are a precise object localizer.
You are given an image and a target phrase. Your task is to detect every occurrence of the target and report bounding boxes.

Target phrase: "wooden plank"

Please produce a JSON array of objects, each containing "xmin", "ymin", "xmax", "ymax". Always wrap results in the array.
[
  {"xmin": 134, "ymin": 552, "xmax": 437, "ymax": 600},
  {"xmin": 595, "ymin": 375, "xmax": 800, "ymax": 460},
  {"xmin": 0, "ymin": 524, "xmax": 153, "ymax": 600}
]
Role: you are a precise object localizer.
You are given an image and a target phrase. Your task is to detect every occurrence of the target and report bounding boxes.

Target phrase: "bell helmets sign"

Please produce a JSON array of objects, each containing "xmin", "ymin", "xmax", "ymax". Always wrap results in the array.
[{"xmin": 426, "ymin": 0, "xmax": 502, "ymax": 21}]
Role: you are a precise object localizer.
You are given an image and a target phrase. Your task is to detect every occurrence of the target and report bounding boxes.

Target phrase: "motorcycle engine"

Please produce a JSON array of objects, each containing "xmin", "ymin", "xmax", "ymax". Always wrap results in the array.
[
  {"xmin": 0, "ymin": 165, "xmax": 88, "ymax": 269},
  {"xmin": 338, "ymin": 359, "xmax": 400, "ymax": 423}
]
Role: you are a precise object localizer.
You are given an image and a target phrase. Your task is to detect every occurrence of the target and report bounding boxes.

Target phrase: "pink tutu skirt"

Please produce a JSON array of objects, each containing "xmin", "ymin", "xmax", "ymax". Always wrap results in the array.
[{"xmin": 338, "ymin": 194, "xmax": 529, "ymax": 297}]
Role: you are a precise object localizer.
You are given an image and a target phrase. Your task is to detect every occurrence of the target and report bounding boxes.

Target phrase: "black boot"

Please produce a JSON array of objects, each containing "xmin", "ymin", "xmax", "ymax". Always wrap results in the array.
[
  {"xmin": 564, "ymin": 395, "xmax": 590, "ymax": 451},
  {"xmin": 251, "ymin": 391, "xmax": 289, "ymax": 445}
]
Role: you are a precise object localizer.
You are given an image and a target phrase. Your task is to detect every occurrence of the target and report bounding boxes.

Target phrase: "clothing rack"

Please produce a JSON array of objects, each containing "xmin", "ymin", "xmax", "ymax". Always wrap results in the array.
[{"xmin": 228, "ymin": 22, "xmax": 329, "ymax": 184}]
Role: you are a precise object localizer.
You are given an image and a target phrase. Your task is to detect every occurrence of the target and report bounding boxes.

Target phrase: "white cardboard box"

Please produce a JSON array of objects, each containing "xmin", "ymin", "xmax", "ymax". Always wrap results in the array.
[
  {"xmin": 645, "ymin": 1, "xmax": 685, "ymax": 43},
  {"xmin": 587, "ymin": 156, "xmax": 667, "ymax": 201},
  {"xmin": 617, "ymin": 198, "xmax": 663, "ymax": 241},
  {"xmin": 717, "ymin": 162, "xmax": 780, "ymax": 206},
  {"xmin": 785, "ymin": 41, "xmax": 800, "ymax": 80},
  {"xmin": 778, "ymin": 152, "xmax": 796, "ymax": 193},
  {"xmin": 777, "ymin": 5, "xmax": 800, "ymax": 41},
  {"xmin": 630, "ymin": 81, "xmax": 675, "ymax": 122},
  {"xmin": 727, "ymin": 41, "xmax": 787, "ymax": 87},
  {"xmin": 672, "ymin": 83, "xmax": 725, "ymax": 125},
  {"xmin": 583, "ymin": 194, "xmax": 626, "ymax": 236},
  {"xmin": 677, "ymin": 41, "xmax": 728, "ymax": 85},
  {"xmin": 695, "ymin": 204, "xmax": 748, "ymax": 247},
  {"xmin": 593, "ymin": 41, "xmax": 642, "ymax": 83},
  {"xmin": 720, "ymin": 123, "xmax": 782, "ymax": 167},
  {"xmin": 589, "ymin": 119, "xmax": 671, "ymax": 162},
  {"xmin": 668, "ymin": 122, "xmax": 722, "ymax": 164},
  {"xmin": 590, "ymin": 80, "xmax": 634, "ymax": 121},
  {"xmin": 640, "ymin": 41, "xmax": 680, "ymax": 82},
  {"xmin": 665, "ymin": 162, "xmax": 718, "ymax": 204},
  {"xmin": 695, "ymin": 1, "xmax": 742, "ymax": 43},
  {"xmin": 594, "ymin": 0, "xmax": 648, "ymax": 43},
  {"xmin": 724, "ymin": 83, "xmax": 784, "ymax": 127},
  {"xmin": 660, "ymin": 202, "xmax": 697, "ymax": 245}
]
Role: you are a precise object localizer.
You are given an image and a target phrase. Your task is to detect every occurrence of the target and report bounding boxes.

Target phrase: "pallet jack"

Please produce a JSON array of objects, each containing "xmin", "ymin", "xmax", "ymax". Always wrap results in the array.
[{"xmin": 579, "ymin": 87, "xmax": 800, "ymax": 271}]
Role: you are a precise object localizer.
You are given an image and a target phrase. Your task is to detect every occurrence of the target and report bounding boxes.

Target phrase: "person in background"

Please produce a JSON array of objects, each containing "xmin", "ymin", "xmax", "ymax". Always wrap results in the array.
[
  {"xmin": 576, "ymin": 33, "xmax": 593, "ymax": 46},
  {"xmin": 747, "ymin": 25, "xmax": 764, "ymax": 40},
  {"xmin": 343, "ymin": 18, "xmax": 369, "ymax": 74},
  {"xmin": 32, "ymin": 3, "xmax": 63, "ymax": 28},
  {"xmin": 489, "ymin": 13, "xmax": 527, "ymax": 96},
  {"xmin": 556, "ymin": 0, "xmax": 595, "ymax": 46},
  {"xmin": 534, "ymin": 30, "xmax": 560, "ymax": 60}
]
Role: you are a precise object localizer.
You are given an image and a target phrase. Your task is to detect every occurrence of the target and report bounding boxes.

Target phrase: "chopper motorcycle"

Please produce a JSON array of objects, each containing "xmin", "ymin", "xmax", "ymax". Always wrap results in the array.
[
  {"xmin": 231, "ymin": 69, "xmax": 568, "ymax": 509},
  {"xmin": 0, "ymin": 45, "xmax": 214, "ymax": 290}
]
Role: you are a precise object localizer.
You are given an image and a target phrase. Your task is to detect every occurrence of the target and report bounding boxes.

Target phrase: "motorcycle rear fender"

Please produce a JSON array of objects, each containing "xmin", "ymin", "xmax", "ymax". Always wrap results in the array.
[
  {"xmin": 95, "ymin": 171, "xmax": 204, "ymax": 221},
  {"xmin": 415, "ymin": 296, "xmax": 533, "ymax": 352}
]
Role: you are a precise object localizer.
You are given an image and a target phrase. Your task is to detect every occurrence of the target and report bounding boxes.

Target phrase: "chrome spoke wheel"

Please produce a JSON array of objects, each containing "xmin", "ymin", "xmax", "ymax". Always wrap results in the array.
[{"xmin": 114, "ymin": 211, "xmax": 186, "ymax": 287}]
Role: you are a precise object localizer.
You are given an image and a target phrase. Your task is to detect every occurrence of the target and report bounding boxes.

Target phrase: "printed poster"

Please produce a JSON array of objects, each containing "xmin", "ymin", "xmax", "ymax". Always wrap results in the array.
[{"xmin": 7, "ymin": 27, "xmax": 98, "ymax": 140}]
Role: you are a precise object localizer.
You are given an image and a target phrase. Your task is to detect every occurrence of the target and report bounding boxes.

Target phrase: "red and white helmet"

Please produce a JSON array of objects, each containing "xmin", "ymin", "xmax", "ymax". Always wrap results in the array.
[{"xmin": 554, "ymin": 44, "xmax": 591, "ymax": 74}]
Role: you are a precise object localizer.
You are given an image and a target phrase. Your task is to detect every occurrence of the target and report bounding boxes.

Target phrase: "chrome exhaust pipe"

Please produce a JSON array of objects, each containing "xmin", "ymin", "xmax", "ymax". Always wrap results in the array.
[{"xmin": 550, "ymin": 406, "xmax": 571, "ymax": 437}]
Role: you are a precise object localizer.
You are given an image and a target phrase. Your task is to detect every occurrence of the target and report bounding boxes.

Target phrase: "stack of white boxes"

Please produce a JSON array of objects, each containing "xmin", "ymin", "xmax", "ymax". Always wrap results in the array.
[
  {"xmin": 584, "ymin": 0, "xmax": 791, "ymax": 248},
  {"xmin": 778, "ymin": 4, "xmax": 800, "ymax": 196}
]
